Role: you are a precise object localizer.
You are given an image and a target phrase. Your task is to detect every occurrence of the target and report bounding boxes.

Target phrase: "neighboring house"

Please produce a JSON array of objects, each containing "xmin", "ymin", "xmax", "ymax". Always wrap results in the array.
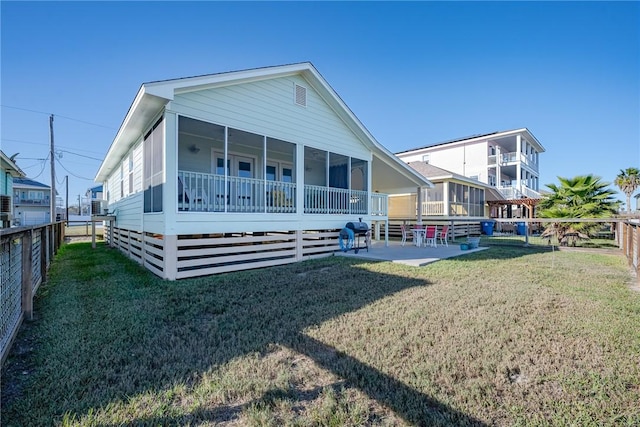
[
  {"xmin": 13, "ymin": 178, "xmax": 52, "ymax": 226},
  {"xmin": 86, "ymin": 184, "xmax": 104, "ymax": 215},
  {"xmin": 95, "ymin": 62, "xmax": 433, "ymax": 280},
  {"xmin": 389, "ymin": 162, "xmax": 501, "ymax": 220},
  {"xmin": 396, "ymin": 128, "xmax": 545, "ymax": 218},
  {"xmin": 1, "ymin": 150, "xmax": 26, "ymax": 228}
]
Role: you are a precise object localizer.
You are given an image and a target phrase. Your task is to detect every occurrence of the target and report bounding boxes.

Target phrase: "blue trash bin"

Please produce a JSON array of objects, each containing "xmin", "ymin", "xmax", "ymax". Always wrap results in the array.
[
  {"xmin": 516, "ymin": 222, "xmax": 526, "ymax": 235},
  {"xmin": 481, "ymin": 221, "xmax": 495, "ymax": 236}
]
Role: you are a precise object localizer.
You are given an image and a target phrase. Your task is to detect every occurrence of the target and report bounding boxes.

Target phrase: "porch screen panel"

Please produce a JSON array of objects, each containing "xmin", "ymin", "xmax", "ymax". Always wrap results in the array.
[{"xmin": 144, "ymin": 117, "xmax": 164, "ymax": 213}]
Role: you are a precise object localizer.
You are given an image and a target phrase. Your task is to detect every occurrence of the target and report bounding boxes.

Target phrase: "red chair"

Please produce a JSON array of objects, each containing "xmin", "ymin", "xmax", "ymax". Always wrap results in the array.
[
  {"xmin": 437, "ymin": 225, "xmax": 449, "ymax": 247},
  {"xmin": 424, "ymin": 225, "xmax": 437, "ymax": 248}
]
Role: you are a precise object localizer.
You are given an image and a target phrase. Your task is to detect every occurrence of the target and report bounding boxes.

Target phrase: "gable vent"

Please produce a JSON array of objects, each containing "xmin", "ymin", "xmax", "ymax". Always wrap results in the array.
[{"xmin": 294, "ymin": 84, "xmax": 307, "ymax": 107}]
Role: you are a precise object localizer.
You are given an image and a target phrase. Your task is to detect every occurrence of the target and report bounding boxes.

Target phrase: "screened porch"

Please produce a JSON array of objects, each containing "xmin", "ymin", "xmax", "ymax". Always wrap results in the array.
[{"xmin": 176, "ymin": 115, "xmax": 383, "ymax": 215}]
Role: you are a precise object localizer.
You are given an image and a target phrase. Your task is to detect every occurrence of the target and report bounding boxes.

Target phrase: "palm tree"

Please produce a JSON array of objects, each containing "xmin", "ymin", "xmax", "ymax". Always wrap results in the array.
[
  {"xmin": 538, "ymin": 175, "xmax": 620, "ymax": 245},
  {"xmin": 614, "ymin": 167, "xmax": 640, "ymax": 212}
]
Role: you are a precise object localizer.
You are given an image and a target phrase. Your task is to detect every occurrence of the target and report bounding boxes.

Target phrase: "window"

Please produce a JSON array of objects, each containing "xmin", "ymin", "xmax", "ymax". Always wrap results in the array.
[
  {"xmin": 120, "ymin": 163, "xmax": 124, "ymax": 198},
  {"xmin": 422, "ymin": 154, "xmax": 430, "ymax": 164},
  {"xmin": 143, "ymin": 117, "xmax": 164, "ymax": 213},
  {"xmin": 128, "ymin": 154, "xmax": 134, "ymax": 194}
]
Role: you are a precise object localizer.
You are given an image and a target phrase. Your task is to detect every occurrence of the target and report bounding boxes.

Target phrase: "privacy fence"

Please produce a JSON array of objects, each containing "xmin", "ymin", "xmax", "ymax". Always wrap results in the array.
[{"xmin": 1, "ymin": 222, "xmax": 64, "ymax": 363}]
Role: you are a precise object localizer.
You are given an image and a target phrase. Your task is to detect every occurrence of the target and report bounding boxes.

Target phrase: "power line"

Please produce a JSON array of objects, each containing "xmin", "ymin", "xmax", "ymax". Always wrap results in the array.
[
  {"xmin": 57, "ymin": 149, "xmax": 102, "ymax": 161},
  {"xmin": 1, "ymin": 104, "xmax": 117, "ymax": 130},
  {"xmin": 29, "ymin": 155, "xmax": 50, "ymax": 180},
  {"xmin": 55, "ymin": 158, "xmax": 94, "ymax": 181},
  {"xmin": 2, "ymin": 138, "xmax": 106, "ymax": 156}
]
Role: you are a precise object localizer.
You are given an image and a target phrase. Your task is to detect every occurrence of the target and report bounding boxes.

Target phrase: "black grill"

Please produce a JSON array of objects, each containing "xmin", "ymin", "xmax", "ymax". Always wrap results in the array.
[
  {"xmin": 346, "ymin": 221, "xmax": 369, "ymax": 235},
  {"xmin": 340, "ymin": 218, "xmax": 370, "ymax": 254}
]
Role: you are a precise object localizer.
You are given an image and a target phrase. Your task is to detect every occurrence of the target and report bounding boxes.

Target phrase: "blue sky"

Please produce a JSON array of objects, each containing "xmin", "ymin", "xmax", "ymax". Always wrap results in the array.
[{"xmin": 1, "ymin": 1, "xmax": 639, "ymax": 208}]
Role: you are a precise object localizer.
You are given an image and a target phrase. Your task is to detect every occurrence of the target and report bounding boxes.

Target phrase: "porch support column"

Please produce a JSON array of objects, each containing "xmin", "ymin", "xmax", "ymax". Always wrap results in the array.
[
  {"xmin": 296, "ymin": 145, "xmax": 305, "ymax": 216},
  {"xmin": 164, "ymin": 234, "xmax": 177, "ymax": 280},
  {"xmin": 443, "ymin": 182, "xmax": 450, "ymax": 217},
  {"xmin": 516, "ymin": 134, "xmax": 522, "ymax": 195},
  {"xmin": 495, "ymin": 145, "xmax": 502, "ymax": 189},
  {"xmin": 385, "ymin": 219, "xmax": 389, "ymax": 247},
  {"xmin": 163, "ymin": 112, "xmax": 178, "ymax": 231},
  {"xmin": 416, "ymin": 186, "xmax": 423, "ymax": 225}
]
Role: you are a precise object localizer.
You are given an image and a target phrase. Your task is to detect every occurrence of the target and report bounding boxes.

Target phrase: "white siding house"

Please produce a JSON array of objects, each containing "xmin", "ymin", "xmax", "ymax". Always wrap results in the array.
[
  {"xmin": 1, "ymin": 151, "xmax": 26, "ymax": 228},
  {"xmin": 12, "ymin": 178, "xmax": 52, "ymax": 226},
  {"xmin": 95, "ymin": 63, "xmax": 433, "ymax": 279},
  {"xmin": 396, "ymin": 129, "xmax": 545, "ymax": 200}
]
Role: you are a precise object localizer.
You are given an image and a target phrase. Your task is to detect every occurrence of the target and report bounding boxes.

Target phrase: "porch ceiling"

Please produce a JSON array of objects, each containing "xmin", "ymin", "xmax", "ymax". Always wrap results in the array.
[{"xmin": 372, "ymin": 155, "xmax": 429, "ymax": 194}]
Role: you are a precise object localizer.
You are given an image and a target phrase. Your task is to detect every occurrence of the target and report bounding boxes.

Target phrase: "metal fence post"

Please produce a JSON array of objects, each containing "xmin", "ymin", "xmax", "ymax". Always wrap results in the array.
[{"xmin": 21, "ymin": 230, "xmax": 33, "ymax": 321}]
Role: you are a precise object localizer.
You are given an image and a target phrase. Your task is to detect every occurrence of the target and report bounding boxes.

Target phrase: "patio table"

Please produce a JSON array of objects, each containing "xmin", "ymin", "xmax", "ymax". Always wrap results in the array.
[{"xmin": 412, "ymin": 228, "xmax": 425, "ymax": 247}]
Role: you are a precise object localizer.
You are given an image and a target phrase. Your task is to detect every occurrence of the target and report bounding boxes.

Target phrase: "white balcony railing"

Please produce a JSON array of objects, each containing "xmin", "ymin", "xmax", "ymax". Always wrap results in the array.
[{"xmin": 497, "ymin": 185, "xmax": 541, "ymax": 200}]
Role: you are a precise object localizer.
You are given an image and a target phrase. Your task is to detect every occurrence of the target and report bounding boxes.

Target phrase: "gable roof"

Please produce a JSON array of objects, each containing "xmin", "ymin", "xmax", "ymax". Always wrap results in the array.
[
  {"xmin": 13, "ymin": 177, "xmax": 50, "ymax": 189},
  {"xmin": 407, "ymin": 161, "xmax": 494, "ymax": 188},
  {"xmin": 396, "ymin": 128, "xmax": 545, "ymax": 155},
  {"xmin": 0, "ymin": 150, "xmax": 26, "ymax": 178},
  {"xmin": 95, "ymin": 62, "xmax": 432, "ymax": 188}
]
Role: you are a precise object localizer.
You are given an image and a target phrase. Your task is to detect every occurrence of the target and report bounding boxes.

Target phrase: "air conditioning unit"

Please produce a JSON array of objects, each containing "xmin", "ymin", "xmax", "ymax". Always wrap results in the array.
[
  {"xmin": 91, "ymin": 199, "xmax": 108, "ymax": 216},
  {"xmin": 0, "ymin": 195, "xmax": 10, "ymax": 213}
]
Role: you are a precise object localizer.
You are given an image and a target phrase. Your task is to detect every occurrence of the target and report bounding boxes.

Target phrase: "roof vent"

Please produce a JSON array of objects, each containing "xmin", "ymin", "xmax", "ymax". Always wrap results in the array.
[{"xmin": 294, "ymin": 84, "xmax": 307, "ymax": 107}]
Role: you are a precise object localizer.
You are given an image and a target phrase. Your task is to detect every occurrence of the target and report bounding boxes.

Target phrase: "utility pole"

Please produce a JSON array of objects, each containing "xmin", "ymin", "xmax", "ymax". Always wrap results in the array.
[
  {"xmin": 65, "ymin": 175, "xmax": 69, "ymax": 222},
  {"xmin": 49, "ymin": 114, "xmax": 56, "ymax": 223},
  {"xmin": 78, "ymin": 194, "xmax": 81, "ymax": 215}
]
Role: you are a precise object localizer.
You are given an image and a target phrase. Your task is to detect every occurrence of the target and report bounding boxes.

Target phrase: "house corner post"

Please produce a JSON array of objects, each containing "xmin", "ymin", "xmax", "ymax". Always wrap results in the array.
[
  {"xmin": 295, "ymin": 230, "xmax": 303, "ymax": 261},
  {"xmin": 416, "ymin": 186, "xmax": 423, "ymax": 224},
  {"xmin": 164, "ymin": 234, "xmax": 178, "ymax": 280},
  {"xmin": 21, "ymin": 230, "xmax": 34, "ymax": 321}
]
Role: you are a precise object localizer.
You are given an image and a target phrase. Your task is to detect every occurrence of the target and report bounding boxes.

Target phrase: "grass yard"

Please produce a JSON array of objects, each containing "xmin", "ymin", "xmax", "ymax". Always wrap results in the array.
[{"xmin": 2, "ymin": 243, "xmax": 639, "ymax": 426}]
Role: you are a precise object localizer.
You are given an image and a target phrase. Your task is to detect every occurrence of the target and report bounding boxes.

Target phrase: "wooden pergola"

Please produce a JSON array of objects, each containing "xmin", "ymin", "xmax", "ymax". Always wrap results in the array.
[{"xmin": 487, "ymin": 197, "xmax": 541, "ymax": 219}]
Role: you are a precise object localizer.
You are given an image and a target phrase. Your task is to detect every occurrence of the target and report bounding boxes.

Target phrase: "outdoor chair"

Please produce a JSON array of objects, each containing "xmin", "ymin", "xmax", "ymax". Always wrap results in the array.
[
  {"xmin": 424, "ymin": 225, "xmax": 437, "ymax": 248},
  {"xmin": 400, "ymin": 224, "xmax": 413, "ymax": 246},
  {"xmin": 437, "ymin": 225, "xmax": 449, "ymax": 247}
]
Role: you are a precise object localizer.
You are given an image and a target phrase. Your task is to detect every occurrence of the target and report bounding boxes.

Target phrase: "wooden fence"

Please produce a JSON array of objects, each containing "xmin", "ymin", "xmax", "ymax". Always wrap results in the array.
[
  {"xmin": 0, "ymin": 222, "xmax": 64, "ymax": 364},
  {"xmin": 619, "ymin": 220, "xmax": 639, "ymax": 282}
]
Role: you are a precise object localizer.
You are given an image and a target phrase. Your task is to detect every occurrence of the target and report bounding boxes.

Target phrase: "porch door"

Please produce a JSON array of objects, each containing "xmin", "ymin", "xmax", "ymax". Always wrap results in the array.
[
  {"xmin": 266, "ymin": 162, "xmax": 293, "ymax": 206},
  {"xmin": 214, "ymin": 153, "xmax": 230, "ymax": 208},
  {"xmin": 236, "ymin": 156, "xmax": 254, "ymax": 207},
  {"xmin": 213, "ymin": 152, "xmax": 255, "ymax": 209}
]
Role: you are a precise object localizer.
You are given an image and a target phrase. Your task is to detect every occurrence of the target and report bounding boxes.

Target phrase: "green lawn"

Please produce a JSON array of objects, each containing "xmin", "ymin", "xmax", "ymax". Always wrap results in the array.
[{"xmin": 2, "ymin": 243, "xmax": 639, "ymax": 426}]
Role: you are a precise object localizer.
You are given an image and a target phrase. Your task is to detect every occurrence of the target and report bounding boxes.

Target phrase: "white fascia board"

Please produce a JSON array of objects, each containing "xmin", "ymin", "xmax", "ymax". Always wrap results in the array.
[
  {"xmin": 147, "ymin": 63, "xmax": 313, "ymax": 97},
  {"xmin": 0, "ymin": 152, "xmax": 26, "ymax": 177},
  {"xmin": 95, "ymin": 87, "xmax": 170, "ymax": 182},
  {"xmin": 400, "ymin": 128, "xmax": 546, "ymax": 155}
]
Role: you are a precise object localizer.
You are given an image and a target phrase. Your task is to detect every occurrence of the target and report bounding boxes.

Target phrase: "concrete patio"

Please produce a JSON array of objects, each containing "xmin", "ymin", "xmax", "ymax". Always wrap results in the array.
[{"xmin": 335, "ymin": 239, "xmax": 488, "ymax": 267}]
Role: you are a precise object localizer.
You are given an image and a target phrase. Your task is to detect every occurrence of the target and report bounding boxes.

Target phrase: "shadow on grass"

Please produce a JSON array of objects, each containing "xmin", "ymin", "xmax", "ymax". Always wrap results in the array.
[{"xmin": 2, "ymin": 242, "xmax": 487, "ymax": 426}]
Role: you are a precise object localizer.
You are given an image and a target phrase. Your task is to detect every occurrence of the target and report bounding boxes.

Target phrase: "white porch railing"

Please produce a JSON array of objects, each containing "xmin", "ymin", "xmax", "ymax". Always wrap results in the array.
[
  {"xmin": 178, "ymin": 171, "xmax": 386, "ymax": 216},
  {"xmin": 303, "ymin": 185, "xmax": 368, "ymax": 215},
  {"xmin": 421, "ymin": 201, "xmax": 445, "ymax": 216},
  {"xmin": 371, "ymin": 193, "xmax": 388, "ymax": 216},
  {"xmin": 178, "ymin": 170, "xmax": 296, "ymax": 213}
]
